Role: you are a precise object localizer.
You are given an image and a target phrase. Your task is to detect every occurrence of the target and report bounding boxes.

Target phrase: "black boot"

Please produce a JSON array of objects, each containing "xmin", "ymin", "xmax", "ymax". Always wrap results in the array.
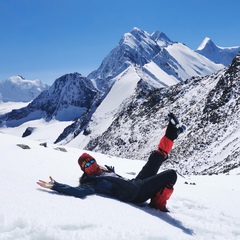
[{"xmin": 166, "ymin": 113, "xmax": 186, "ymax": 141}]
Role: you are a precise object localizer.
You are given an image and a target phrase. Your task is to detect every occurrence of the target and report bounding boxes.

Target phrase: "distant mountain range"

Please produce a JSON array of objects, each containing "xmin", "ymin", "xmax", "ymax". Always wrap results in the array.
[
  {"xmin": 0, "ymin": 27, "xmax": 240, "ymax": 175},
  {"xmin": 1, "ymin": 28, "xmax": 239, "ymax": 104},
  {"xmin": 0, "ymin": 75, "xmax": 49, "ymax": 102},
  {"xmin": 0, "ymin": 27, "xmax": 226, "ymax": 127},
  {"xmin": 87, "ymin": 27, "xmax": 224, "ymax": 89}
]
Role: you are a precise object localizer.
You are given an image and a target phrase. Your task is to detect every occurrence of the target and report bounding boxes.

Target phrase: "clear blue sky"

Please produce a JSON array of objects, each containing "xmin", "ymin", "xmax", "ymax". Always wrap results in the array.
[{"xmin": 1, "ymin": 0, "xmax": 240, "ymax": 84}]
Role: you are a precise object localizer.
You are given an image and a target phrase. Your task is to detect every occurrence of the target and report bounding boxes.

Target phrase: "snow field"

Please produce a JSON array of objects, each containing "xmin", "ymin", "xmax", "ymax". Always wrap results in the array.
[{"xmin": 0, "ymin": 132, "xmax": 240, "ymax": 240}]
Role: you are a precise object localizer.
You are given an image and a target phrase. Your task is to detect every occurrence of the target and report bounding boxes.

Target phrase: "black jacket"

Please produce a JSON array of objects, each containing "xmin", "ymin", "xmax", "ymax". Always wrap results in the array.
[{"xmin": 52, "ymin": 171, "xmax": 142, "ymax": 202}]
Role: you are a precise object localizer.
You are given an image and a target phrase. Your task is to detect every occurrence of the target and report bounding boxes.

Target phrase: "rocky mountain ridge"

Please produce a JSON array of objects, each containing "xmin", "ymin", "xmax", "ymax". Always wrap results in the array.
[{"xmin": 84, "ymin": 52, "xmax": 240, "ymax": 175}]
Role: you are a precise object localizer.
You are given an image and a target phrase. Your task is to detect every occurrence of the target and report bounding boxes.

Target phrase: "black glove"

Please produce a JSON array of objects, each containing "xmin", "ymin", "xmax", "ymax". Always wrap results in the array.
[
  {"xmin": 105, "ymin": 165, "xmax": 115, "ymax": 172},
  {"xmin": 165, "ymin": 113, "xmax": 186, "ymax": 141}
]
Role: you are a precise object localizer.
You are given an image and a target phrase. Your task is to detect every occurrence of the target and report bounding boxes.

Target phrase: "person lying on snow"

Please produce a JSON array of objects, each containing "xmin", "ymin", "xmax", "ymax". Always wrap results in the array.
[{"xmin": 37, "ymin": 113, "xmax": 185, "ymax": 212}]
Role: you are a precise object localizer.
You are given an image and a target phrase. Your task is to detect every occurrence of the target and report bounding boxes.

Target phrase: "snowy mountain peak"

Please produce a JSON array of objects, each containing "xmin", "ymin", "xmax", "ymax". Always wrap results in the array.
[
  {"xmin": 8, "ymin": 75, "xmax": 47, "ymax": 88},
  {"xmin": 0, "ymin": 76, "xmax": 49, "ymax": 102},
  {"xmin": 197, "ymin": 37, "xmax": 216, "ymax": 51},
  {"xmin": 196, "ymin": 37, "xmax": 240, "ymax": 66},
  {"xmin": 129, "ymin": 28, "xmax": 173, "ymax": 47},
  {"xmin": 151, "ymin": 30, "xmax": 173, "ymax": 47},
  {"xmin": 10, "ymin": 75, "xmax": 25, "ymax": 82},
  {"xmin": 121, "ymin": 27, "xmax": 156, "ymax": 49},
  {"xmin": 130, "ymin": 27, "xmax": 147, "ymax": 36},
  {"xmin": 88, "ymin": 28, "xmax": 222, "ymax": 90}
]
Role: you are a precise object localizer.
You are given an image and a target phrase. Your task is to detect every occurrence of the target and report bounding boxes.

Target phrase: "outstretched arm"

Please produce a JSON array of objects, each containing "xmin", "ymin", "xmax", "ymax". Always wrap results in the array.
[{"xmin": 37, "ymin": 176, "xmax": 95, "ymax": 199}]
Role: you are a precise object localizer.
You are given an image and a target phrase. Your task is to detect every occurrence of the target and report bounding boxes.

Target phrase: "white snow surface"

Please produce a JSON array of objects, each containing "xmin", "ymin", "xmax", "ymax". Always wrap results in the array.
[
  {"xmin": 166, "ymin": 43, "xmax": 222, "ymax": 78},
  {"xmin": 1, "ymin": 130, "xmax": 240, "ymax": 240},
  {"xmin": 0, "ymin": 102, "xmax": 30, "ymax": 115}
]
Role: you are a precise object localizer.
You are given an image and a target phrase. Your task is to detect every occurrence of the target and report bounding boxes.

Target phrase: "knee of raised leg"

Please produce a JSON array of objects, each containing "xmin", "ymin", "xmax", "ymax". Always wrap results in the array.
[{"xmin": 169, "ymin": 169, "xmax": 177, "ymax": 182}]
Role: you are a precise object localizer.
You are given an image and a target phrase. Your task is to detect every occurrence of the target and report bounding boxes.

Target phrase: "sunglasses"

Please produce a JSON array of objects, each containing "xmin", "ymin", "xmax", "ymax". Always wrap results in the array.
[{"xmin": 84, "ymin": 159, "xmax": 95, "ymax": 168}]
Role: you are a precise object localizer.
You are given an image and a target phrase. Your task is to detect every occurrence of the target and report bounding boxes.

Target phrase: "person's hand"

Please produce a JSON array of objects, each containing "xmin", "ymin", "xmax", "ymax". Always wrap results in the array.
[{"xmin": 37, "ymin": 176, "xmax": 55, "ymax": 189}]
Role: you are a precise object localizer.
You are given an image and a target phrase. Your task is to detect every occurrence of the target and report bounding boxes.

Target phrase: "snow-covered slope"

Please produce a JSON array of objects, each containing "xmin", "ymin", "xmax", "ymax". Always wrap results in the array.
[
  {"xmin": 0, "ymin": 101, "xmax": 29, "ymax": 115},
  {"xmin": 0, "ymin": 133, "xmax": 240, "ymax": 240},
  {"xmin": 0, "ymin": 132, "xmax": 239, "ymax": 240},
  {"xmin": 0, "ymin": 75, "xmax": 49, "ymax": 102},
  {"xmin": 196, "ymin": 37, "xmax": 240, "ymax": 66}
]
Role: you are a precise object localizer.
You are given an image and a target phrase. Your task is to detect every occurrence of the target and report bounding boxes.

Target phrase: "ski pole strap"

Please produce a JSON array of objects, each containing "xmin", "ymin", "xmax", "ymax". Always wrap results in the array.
[{"xmin": 157, "ymin": 136, "xmax": 174, "ymax": 156}]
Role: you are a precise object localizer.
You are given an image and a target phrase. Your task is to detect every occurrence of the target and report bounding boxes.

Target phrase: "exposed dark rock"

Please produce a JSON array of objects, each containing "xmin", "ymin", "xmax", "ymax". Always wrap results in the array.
[{"xmin": 22, "ymin": 127, "xmax": 35, "ymax": 138}]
